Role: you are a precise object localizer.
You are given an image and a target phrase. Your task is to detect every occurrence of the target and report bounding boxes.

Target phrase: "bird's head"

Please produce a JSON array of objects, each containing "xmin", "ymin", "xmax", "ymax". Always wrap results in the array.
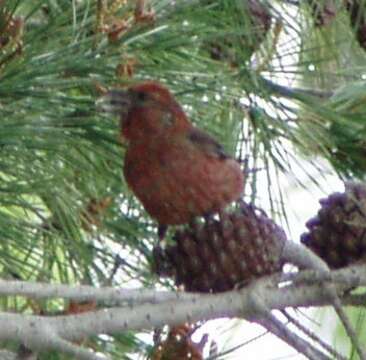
[{"xmin": 99, "ymin": 81, "xmax": 191, "ymax": 142}]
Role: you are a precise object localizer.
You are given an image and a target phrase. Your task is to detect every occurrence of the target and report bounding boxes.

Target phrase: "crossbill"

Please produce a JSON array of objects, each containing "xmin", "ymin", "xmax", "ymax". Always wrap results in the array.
[{"xmin": 102, "ymin": 81, "xmax": 244, "ymax": 234}]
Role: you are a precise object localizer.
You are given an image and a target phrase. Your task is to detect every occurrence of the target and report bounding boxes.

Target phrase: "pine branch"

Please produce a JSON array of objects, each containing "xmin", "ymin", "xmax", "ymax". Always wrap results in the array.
[
  {"xmin": 281, "ymin": 310, "xmax": 348, "ymax": 360},
  {"xmin": 0, "ymin": 280, "xmax": 196, "ymax": 304},
  {"xmin": 282, "ymin": 241, "xmax": 366, "ymax": 360},
  {"xmin": 261, "ymin": 77, "xmax": 333, "ymax": 99},
  {"xmin": 257, "ymin": 316, "xmax": 331, "ymax": 360},
  {"xmin": 0, "ymin": 260, "xmax": 364, "ymax": 357}
]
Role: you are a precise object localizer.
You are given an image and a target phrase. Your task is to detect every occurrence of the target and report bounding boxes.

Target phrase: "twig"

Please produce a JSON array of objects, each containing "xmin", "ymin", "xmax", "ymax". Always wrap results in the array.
[
  {"xmin": 0, "ymin": 276, "xmax": 355, "ymax": 345},
  {"xmin": 332, "ymin": 298, "xmax": 366, "ymax": 360},
  {"xmin": 257, "ymin": 316, "xmax": 331, "ymax": 360},
  {"xmin": 0, "ymin": 262, "xmax": 365, "ymax": 305},
  {"xmin": 281, "ymin": 310, "xmax": 347, "ymax": 360},
  {"xmin": 205, "ymin": 329, "xmax": 269, "ymax": 360},
  {"xmin": 50, "ymin": 337, "xmax": 108, "ymax": 360},
  {"xmin": 280, "ymin": 264, "xmax": 364, "ymax": 288},
  {"xmin": 246, "ymin": 287, "xmax": 331, "ymax": 360},
  {"xmin": 282, "ymin": 241, "xmax": 366, "ymax": 360},
  {"xmin": 343, "ymin": 293, "xmax": 366, "ymax": 307},
  {"xmin": 260, "ymin": 77, "xmax": 333, "ymax": 99},
  {"xmin": 0, "ymin": 279, "xmax": 197, "ymax": 304}
]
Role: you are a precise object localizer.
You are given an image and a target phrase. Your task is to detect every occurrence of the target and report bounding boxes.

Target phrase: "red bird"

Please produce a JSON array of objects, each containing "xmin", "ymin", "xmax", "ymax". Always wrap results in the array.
[{"xmin": 103, "ymin": 81, "xmax": 244, "ymax": 236}]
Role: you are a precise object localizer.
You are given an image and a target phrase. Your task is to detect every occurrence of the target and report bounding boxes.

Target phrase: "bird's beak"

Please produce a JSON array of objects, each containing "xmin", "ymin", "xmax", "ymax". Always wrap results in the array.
[{"xmin": 96, "ymin": 89, "xmax": 131, "ymax": 115}]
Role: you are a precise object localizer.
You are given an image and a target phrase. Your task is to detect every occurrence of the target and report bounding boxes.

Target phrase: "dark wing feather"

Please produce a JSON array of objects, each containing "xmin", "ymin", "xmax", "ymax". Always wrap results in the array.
[{"xmin": 188, "ymin": 128, "xmax": 230, "ymax": 159}]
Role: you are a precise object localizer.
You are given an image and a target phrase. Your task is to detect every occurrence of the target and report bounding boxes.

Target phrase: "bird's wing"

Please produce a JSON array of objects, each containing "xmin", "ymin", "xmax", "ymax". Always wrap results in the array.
[{"xmin": 187, "ymin": 128, "xmax": 230, "ymax": 160}]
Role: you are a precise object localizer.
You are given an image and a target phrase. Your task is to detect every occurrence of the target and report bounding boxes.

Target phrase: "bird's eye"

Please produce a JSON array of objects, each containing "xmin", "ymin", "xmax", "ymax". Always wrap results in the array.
[{"xmin": 136, "ymin": 91, "xmax": 148, "ymax": 102}]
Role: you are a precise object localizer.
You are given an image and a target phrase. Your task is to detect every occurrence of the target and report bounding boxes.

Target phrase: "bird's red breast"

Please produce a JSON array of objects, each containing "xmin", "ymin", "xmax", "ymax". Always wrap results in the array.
[{"xmin": 103, "ymin": 81, "xmax": 244, "ymax": 225}]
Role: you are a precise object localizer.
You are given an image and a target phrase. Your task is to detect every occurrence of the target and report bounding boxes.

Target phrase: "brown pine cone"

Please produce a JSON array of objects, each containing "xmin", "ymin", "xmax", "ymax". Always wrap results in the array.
[
  {"xmin": 153, "ymin": 203, "xmax": 286, "ymax": 293},
  {"xmin": 301, "ymin": 182, "xmax": 366, "ymax": 268}
]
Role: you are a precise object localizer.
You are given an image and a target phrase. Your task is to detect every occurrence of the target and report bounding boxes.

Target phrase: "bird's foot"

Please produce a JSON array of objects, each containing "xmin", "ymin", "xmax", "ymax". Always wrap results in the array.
[{"xmin": 158, "ymin": 224, "xmax": 168, "ymax": 241}]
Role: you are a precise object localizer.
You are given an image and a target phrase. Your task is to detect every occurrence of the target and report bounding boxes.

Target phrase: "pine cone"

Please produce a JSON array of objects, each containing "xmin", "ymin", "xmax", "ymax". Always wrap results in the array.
[
  {"xmin": 301, "ymin": 183, "xmax": 366, "ymax": 268},
  {"xmin": 345, "ymin": 0, "xmax": 366, "ymax": 50},
  {"xmin": 153, "ymin": 204, "xmax": 286, "ymax": 293}
]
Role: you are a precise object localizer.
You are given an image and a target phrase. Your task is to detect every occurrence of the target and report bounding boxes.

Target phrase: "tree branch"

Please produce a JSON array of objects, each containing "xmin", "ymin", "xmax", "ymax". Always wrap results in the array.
[
  {"xmin": 0, "ymin": 245, "xmax": 365, "ymax": 358},
  {"xmin": 257, "ymin": 316, "xmax": 331, "ymax": 360},
  {"xmin": 0, "ymin": 279, "xmax": 196, "ymax": 304},
  {"xmin": 282, "ymin": 241, "xmax": 366, "ymax": 360},
  {"xmin": 0, "ymin": 266, "xmax": 363, "ymax": 356},
  {"xmin": 281, "ymin": 311, "xmax": 348, "ymax": 360},
  {"xmin": 260, "ymin": 77, "xmax": 333, "ymax": 99},
  {"xmin": 0, "ymin": 262, "xmax": 365, "ymax": 304},
  {"xmin": 245, "ymin": 285, "xmax": 332, "ymax": 360}
]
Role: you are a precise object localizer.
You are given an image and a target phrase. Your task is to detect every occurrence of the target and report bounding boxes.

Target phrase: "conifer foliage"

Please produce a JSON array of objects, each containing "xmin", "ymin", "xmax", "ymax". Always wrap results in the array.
[{"xmin": 1, "ymin": 0, "xmax": 366, "ymax": 359}]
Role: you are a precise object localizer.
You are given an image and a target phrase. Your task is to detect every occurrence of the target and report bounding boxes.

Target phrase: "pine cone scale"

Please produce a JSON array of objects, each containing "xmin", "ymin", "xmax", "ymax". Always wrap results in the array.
[
  {"xmin": 154, "ymin": 204, "xmax": 286, "ymax": 293},
  {"xmin": 301, "ymin": 183, "xmax": 366, "ymax": 268}
]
